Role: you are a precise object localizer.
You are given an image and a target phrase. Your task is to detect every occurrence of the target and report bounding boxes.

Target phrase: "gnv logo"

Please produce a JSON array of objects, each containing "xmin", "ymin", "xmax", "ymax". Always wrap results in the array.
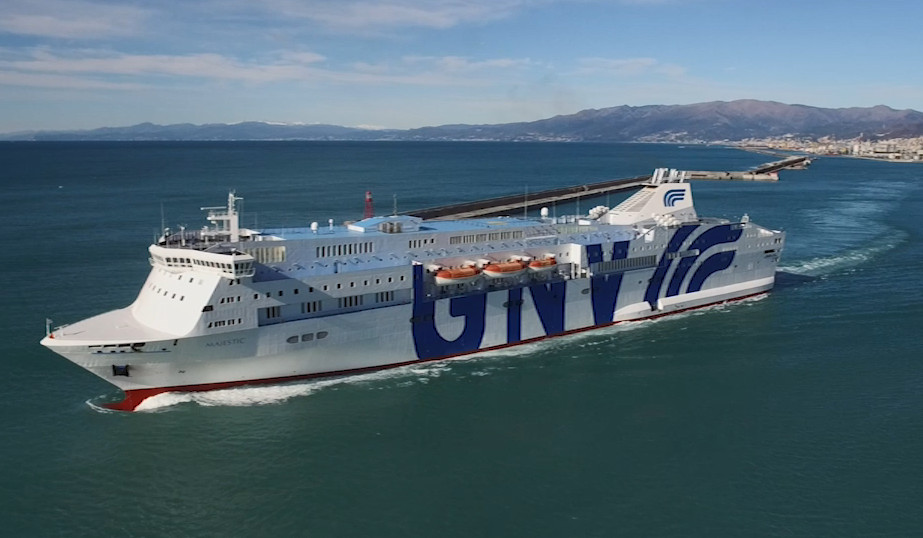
[{"xmin": 663, "ymin": 188, "xmax": 686, "ymax": 207}]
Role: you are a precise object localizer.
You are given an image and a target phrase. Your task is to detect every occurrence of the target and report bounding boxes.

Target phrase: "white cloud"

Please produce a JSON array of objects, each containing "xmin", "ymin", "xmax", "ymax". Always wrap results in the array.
[
  {"xmin": 277, "ymin": 51, "xmax": 327, "ymax": 65},
  {"xmin": 0, "ymin": 69, "xmax": 143, "ymax": 90},
  {"xmin": 403, "ymin": 55, "xmax": 537, "ymax": 72},
  {"xmin": 0, "ymin": 48, "xmax": 539, "ymax": 91},
  {"xmin": 1, "ymin": 49, "xmax": 331, "ymax": 84},
  {"xmin": 0, "ymin": 0, "xmax": 151, "ymax": 39},
  {"xmin": 249, "ymin": 0, "xmax": 533, "ymax": 32},
  {"xmin": 573, "ymin": 57, "xmax": 686, "ymax": 77},
  {"xmin": 251, "ymin": 0, "xmax": 682, "ymax": 32}
]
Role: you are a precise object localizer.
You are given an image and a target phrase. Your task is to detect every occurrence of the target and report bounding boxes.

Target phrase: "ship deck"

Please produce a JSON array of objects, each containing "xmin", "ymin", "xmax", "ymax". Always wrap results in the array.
[
  {"xmin": 259, "ymin": 215, "xmax": 541, "ymax": 241},
  {"xmin": 44, "ymin": 307, "xmax": 176, "ymax": 346}
]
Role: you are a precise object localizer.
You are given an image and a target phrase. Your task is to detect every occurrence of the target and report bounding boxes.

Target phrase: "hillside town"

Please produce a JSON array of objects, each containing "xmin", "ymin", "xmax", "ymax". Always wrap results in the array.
[{"xmin": 739, "ymin": 136, "xmax": 923, "ymax": 161}]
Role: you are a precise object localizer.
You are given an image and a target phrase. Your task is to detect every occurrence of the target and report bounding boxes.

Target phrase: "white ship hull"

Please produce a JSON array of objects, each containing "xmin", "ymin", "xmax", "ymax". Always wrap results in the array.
[{"xmin": 42, "ymin": 169, "xmax": 785, "ymax": 410}]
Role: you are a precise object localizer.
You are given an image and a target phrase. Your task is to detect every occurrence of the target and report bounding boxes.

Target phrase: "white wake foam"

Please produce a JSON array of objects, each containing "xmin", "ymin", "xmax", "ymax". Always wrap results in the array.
[
  {"xmin": 86, "ymin": 398, "xmax": 121, "ymax": 414},
  {"xmin": 779, "ymin": 231, "xmax": 905, "ymax": 276},
  {"xmin": 133, "ymin": 380, "xmax": 344, "ymax": 411},
  {"xmin": 130, "ymin": 360, "xmax": 461, "ymax": 412}
]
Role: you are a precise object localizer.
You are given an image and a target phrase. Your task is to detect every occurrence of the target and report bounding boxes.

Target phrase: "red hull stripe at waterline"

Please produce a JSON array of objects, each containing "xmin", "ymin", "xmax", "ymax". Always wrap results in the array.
[{"xmin": 103, "ymin": 290, "xmax": 769, "ymax": 412}]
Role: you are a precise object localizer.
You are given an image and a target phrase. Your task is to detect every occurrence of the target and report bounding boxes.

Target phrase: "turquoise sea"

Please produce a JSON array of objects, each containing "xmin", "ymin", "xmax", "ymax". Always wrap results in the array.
[{"xmin": 2, "ymin": 142, "xmax": 922, "ymax": 536}]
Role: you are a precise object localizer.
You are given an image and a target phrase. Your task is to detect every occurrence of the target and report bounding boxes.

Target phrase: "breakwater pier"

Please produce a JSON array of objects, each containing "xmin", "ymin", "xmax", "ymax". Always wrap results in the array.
[{"xmin": 408, "ymin": 155, "xmax": 810, "ymax": 220}]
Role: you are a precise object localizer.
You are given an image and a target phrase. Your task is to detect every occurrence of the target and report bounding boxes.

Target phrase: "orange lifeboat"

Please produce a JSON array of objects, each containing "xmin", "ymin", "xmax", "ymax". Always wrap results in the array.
[
  {"xmin": 434, "ymin": 266, "xmax": 480, "ymax": 285},
  {"xmin": 482, "ymin": 260, "xmax": 527, "ymax": 278},
  {"xmin": 528, "ymin": 257, "xmax": 557, "ymax": 272}
]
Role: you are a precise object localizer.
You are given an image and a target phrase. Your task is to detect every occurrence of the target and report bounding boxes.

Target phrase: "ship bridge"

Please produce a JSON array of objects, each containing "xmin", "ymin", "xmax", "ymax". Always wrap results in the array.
[{"xmin": 148, "ymin": 244, "xmax": 255, "ymax": 280}]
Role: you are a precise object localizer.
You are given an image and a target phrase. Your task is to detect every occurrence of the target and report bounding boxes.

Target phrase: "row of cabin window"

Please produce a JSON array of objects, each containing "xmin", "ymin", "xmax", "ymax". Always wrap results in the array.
[
  {"xmin": 664, "ymin": 250, "xmax": 699, "ymax": 260},
  {"xmin": 324, "ymin": 275, "xmax": 405, "ymax": 291},
  {"xmin": 264, "ymin": 292, "xmax": 396, "ymax": 319},
  {"xmin": 247, "ymin": 275, "xmax": 404, "ymax": 301},
  {"xmin": 339, "ymin": 295, "xmax": 363, "ymax": 308},
  {"xmin": 208, "ymin": 318, "xmax": 242, "ymax": 328},
  {"xmin": 250, "ymin": 288, "xmax": 305, "ymax": 301},
  {"xmin": 449, "ymin": 231, "xmax": 524, "ymax": 245},
  {"xmin": 148, "ymin": 282, "xmax": 186, "ymax": 301},
  {"xmin": 743, "ymin": 232, "xmax": 783, "ymax": 242},
  {"xmin": 301, "ymin": 301, "xmax": 322, "ymax": 313},
  {"xmin": 286, "ymin": 331, "xmax": 329, "ymax": 344},
  {"xmin": 632, "ymin": 244, "xmax": 665, "ymax": 252},
  {"xmin": 282, "ymin": 276, "xmax": 405, "ymax": 294},
  {"xmin": 409, "ymin": 238, "xmax": 435, "ymax": 249},
  {"xmin": 316, "ymin": 242, "xmax": 374, "ymax": 258},
  {"xmin": 376, "ymin": 291, "xmax": 395, "ymax": 303}
]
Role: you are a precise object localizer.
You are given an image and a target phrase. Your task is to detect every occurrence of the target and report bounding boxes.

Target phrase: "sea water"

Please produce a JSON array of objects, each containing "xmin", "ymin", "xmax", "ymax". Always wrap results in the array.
[{"xmin": 2, "ymin": 142, "xmax": 922, "ymax": 536}]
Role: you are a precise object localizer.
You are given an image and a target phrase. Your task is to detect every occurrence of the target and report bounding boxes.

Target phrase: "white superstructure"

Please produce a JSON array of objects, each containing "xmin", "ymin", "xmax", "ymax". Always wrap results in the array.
[{"xmin": 41, "ymin": 169, "xmax": 785, "ymax": 411}]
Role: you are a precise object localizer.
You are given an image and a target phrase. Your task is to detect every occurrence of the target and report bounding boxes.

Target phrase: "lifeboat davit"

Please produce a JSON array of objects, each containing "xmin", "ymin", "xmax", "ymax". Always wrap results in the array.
[
  {"xmin": 482, "ymin": 260, "xmax": 527, "ymax": 278},
  {"xmin": 528, "ymin": 257, "xmax": 557, "ymax": 272},
  {"xmin": 434, "ymin": 266, "xmax": 480, "ymax": 285}
]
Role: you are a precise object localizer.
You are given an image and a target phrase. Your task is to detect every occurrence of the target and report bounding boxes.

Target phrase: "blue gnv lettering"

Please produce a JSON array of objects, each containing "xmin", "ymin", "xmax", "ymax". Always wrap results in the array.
[
  {"xmin": 410, "ymin": 265, "xmax": 570, "ymax": 359},
  {"xmin": 588, "ymin": 241, "xmax": 630, "ymax": 325},
  {"xmin": 411, "ymin": 265, "xmax": 486, "ymax": 360},
  {"xmin": 644, "ymin": 224, "xmax": 699, "ymax": 308},
  {"xmin": 527, "ymin": 281, "xmax": 566, "ymax": 336},
  {"xmin": 504, "ymin": 281, "xmax": 566, "ymax": 345},
  {"xmin": 506, "ymin": 287, "xmax": 522, "ymax": 344},
  {"xmin": 666, "ymin": 224, "xmax": 742, "ymax": 297}
]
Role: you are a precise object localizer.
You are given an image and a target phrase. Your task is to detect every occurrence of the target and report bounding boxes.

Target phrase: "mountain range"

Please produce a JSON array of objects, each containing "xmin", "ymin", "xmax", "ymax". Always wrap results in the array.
[{"xmin": 5, "ymin": 100, "xmax": 923, "ymax": 142}]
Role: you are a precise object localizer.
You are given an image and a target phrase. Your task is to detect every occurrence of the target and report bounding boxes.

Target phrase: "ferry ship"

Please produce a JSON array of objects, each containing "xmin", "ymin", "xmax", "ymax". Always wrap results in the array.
[{"xmin": 41, "ymin": 168, "xmax": 785, "ymax": 411}]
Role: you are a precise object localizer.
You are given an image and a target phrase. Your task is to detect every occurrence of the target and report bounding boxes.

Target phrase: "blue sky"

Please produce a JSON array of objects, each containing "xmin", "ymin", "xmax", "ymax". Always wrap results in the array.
[{"xmin": 1, "ymin": 0, "xmax": 922, "ymax": 133}]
